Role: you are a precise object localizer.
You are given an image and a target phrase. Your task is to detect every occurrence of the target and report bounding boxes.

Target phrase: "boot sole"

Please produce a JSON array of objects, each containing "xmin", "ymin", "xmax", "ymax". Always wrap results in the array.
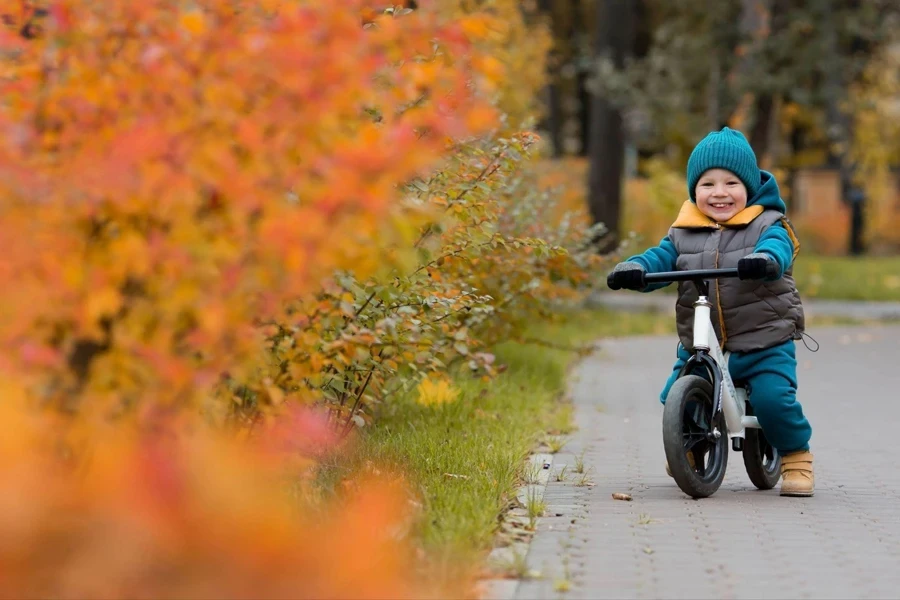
[{"xmin": 779, "ymin": 490, "xmax": 814, "ymax": 497}]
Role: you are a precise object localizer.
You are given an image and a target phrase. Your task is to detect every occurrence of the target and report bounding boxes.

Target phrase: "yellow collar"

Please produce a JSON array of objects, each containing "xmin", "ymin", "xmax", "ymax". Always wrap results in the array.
[{"xmin": 671, "ymin": 200, "xmax": 765, "ymax": 229}]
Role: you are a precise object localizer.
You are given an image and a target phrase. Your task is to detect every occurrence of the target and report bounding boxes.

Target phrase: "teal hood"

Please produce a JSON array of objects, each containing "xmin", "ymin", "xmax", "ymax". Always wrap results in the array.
[{"xmin": 747, "ymin": 170, "xmax": 786, "ymax": 213}]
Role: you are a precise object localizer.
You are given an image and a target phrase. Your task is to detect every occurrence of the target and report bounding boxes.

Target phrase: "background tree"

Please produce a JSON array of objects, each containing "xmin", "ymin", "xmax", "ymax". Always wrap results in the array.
[{"xmin": 586, "ymin": 0, "xmax": 634, "ymax": 252}]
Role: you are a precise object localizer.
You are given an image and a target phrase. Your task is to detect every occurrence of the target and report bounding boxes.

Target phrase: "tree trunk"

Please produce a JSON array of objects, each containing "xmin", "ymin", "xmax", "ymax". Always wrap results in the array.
[
  {"xmin": 748, "ymin": 93, "xmax": 774, "ymax": 160},
  {"xmin": 708, "ymin": 53, "xmax": 722, "ymax": 130},
  {"xmin": 542, "ymin": 72, "xmax": 564, "ymax": 158},
  {"xmin": 587, "ymin": 0, "xmax": 633, "ymax": 253},
  {"xmin": 537, "ymin": 0, "xmax": 563, "ymax": 157},
  {"xmin": 578, "ymin": 67, "xmax": 591, "ymax": 158},
  {"xmin": 820, "ymin": 0, "xmax": 865, "ymax": 254},
  {"xmin": 729, "ymin": 0, "xmax": 773, "ymax": 151}
]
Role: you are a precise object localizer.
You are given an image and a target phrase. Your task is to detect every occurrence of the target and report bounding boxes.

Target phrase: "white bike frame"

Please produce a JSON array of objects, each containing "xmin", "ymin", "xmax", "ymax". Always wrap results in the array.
[{"xmin": 690, "ymin": 294, "xmax": 760, "ymax": 444}]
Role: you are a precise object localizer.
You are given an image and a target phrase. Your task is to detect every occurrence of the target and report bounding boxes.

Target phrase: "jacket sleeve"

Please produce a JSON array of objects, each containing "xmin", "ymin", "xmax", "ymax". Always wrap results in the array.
[
  {"xmin": 754, "ymin": 220, "xmax": 798, "ymax": 280},
  {"xmin": 627, "ymin": 235, "xmax": 679, "ymax": 292}
]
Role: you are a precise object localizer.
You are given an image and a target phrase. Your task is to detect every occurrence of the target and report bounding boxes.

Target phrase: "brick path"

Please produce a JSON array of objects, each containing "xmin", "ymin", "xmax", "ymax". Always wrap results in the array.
[{"xmin": 513, "ymin": 325, "xmax": 900, "ymax": 600}]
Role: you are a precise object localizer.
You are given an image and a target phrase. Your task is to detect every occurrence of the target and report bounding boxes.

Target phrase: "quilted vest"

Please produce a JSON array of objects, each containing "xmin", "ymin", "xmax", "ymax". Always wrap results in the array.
[{"xmin": 668, "ymin": 209, "xmax": 805, "ymax": 352}]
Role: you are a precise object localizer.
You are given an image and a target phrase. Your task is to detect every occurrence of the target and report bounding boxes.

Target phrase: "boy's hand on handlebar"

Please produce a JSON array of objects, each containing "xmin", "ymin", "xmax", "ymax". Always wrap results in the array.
[
  {"xmin": 737, "ymin": 253, "xmax": 778, "ymax": 280},
  {"xmin": 607, "ymin": 261, "xmax": 646, "ymax": 290}
]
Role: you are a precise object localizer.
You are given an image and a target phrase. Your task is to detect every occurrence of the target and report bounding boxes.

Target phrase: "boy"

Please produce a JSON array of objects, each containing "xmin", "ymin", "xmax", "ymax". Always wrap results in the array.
[{"xmin": 608, "ymin": 127, "xmax": 814, "ymax": 497}]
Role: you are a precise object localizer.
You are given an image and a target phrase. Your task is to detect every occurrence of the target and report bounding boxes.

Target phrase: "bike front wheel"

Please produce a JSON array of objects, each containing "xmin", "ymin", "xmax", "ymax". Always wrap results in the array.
[{"xmin": 663, "ymin": 375, "xmax": 728, "ymax": 498}]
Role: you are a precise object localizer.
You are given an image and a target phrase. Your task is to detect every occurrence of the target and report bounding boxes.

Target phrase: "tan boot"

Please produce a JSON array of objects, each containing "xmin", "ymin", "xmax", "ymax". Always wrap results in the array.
[
  {"xmin": 665, "ymin": 453, "xmax": 696, "ymax": 477},
  {"xmin": 780, "ymin": 451, "xmax": 814, "ymax": 497}
]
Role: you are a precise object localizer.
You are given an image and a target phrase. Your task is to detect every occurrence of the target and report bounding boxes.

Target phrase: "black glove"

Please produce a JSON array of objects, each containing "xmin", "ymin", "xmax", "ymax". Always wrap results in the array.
[
  {"xmin": 737, "ymin": 253, "xmax": 778, "ymax": 280},
  {"xmin": 607, "ymin": 261, "xmax": 646, "ymax": 290}
]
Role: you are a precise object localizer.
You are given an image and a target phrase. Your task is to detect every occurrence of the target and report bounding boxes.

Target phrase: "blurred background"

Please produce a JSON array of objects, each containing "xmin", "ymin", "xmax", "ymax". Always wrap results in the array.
[{"xmin": 525, "ymin": 0, "xmax": 900, "ymax": 265}]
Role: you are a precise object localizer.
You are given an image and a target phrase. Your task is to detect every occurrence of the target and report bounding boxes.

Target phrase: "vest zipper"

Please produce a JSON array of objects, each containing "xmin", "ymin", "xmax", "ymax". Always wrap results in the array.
[{"xmin": 714, "ymin": 247, "xmax": 727, "ymax": 348}]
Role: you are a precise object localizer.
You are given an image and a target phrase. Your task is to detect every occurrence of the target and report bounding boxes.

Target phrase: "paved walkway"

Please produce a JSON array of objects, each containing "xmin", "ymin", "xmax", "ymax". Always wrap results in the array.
[{"xmin": 513, "ymin": 325, "xmax": 900, "ymax": 600}]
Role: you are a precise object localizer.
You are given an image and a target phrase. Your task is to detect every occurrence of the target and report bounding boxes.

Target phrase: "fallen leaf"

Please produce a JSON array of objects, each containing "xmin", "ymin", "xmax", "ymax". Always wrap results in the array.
[{"xmin": 612, "ymin": 493, "xmax": 632, "ymax": 501}]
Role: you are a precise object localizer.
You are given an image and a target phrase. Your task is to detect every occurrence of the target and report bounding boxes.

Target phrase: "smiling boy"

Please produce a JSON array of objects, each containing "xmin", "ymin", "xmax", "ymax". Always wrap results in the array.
[{"xmin": 607, "ymin": 127, "xmax": 815, "ymax": 497}]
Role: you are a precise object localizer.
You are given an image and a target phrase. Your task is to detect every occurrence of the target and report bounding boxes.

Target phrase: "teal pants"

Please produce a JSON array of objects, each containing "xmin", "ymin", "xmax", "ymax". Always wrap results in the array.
[{"xmin": 660, "ymin": 339, "xmax": 812, "ymax": 455}]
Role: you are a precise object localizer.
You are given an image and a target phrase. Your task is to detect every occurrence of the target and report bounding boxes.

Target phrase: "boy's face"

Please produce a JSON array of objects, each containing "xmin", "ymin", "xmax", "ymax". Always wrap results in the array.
[{"xmin": 695, "ymin": 168, "xmax": 748, "ymax": 222}]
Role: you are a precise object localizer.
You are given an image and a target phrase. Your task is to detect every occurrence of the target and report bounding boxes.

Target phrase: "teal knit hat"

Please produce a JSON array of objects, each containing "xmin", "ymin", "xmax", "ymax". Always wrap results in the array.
[{"xmin": 686, "ymin": 127, "xmax": 760, "ymax": 201}]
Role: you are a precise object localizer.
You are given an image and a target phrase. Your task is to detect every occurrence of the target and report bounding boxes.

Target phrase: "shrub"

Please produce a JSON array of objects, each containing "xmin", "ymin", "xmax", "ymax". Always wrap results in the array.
[
  {"xmin": 0, "ymin": 2, "xmax": 509, "ymax": 595},
  {"xmin": 276, "ymin": 133, "xmax": 608, "ymax": 433},
  {"xmin": 0, "ymin": 1, "xmax": 499, "ymax": 420},
  {"xmin": 0, "ymin": 390, "xmax": 434, "ymax": 598}
]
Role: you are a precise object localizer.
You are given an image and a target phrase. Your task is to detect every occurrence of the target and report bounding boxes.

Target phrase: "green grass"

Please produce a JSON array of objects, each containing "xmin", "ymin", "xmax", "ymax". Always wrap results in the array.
[
  {"xmin": 314, "ymin": 307, "xmax": 669, "ymax": 585},
  {"xmin": 793, "ymin": 255, "xmax": 900, "ymax": 302},
  {"xmin": 526, "ymin": 306, "xmax": 675, "ymax": 339}
]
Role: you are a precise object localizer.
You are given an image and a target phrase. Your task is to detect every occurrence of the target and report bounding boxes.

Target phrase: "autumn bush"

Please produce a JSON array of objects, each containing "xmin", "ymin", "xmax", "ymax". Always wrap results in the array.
[
  {"xmin": 1, "ymin": 1, "xmax": 487, "ymax": 416},
  {"xmin": 0, "ymin": 1, "xmax": 603, "ymax": 595},
  {"xmin": 0, "ymin": 394, "xmax": 433, "ymax": 599},
  {"xmin": 291, "ymin": 132, "xmax": 606, "ymax": 432},
  {"xmin": 435, "ymin": 0, "xmax": 551, "ymax": 132},
  {"xmin": 231, "ymin": 3, "xmax": 600, "ymax": 431}
]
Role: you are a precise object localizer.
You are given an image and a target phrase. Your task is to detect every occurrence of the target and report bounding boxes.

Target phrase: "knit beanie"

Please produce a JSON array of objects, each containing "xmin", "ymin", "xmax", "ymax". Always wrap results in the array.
[{"xmin": 686, "ymin": 127, "xmax": 760, "ymax": 201}]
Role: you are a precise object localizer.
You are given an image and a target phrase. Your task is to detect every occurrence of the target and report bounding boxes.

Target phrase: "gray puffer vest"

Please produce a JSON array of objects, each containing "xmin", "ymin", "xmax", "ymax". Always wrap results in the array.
[{"xmin": 669, "ymin": 209, "xmax": 805, "ymax": 352}]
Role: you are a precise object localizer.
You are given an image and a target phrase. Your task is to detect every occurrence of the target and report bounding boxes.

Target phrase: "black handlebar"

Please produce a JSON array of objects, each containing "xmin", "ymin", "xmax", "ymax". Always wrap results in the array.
[
  {"xmin": 606, "ymin": 261, "xmax": 778, "ymax": 290},
  {"xmin": 607, "ymin": 263, "xmax": 778, "ymax": 292},
  {"xmin": 643, "ymin": 268, "xmax": 740, "ymax": 284}
]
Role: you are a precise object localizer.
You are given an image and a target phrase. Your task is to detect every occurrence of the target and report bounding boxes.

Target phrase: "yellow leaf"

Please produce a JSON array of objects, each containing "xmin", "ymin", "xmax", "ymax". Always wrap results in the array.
[{"xmin": 415, "ymin": 375, "xmax": 459, "ymax": 407}]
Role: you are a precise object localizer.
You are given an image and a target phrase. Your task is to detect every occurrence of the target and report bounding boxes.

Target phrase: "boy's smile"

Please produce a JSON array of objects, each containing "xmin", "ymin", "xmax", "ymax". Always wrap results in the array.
[{"xmin": 695, "ymin": 168, "xmax": 748, "ymax": 222}]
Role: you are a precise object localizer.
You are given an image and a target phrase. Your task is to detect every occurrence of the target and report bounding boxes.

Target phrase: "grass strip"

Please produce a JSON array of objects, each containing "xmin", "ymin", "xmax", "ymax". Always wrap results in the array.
[{"xmin": 792, "ymin": 255, "xmax": 900, "ymax": 302}]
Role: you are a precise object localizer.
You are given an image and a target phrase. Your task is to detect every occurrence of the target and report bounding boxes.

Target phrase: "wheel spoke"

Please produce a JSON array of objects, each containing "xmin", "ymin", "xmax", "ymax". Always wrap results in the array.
[
  {"xmin": 671, "ymin": 385, "xmax": 727, "ymax": 489},
  {"xmin": 682, "ymin": 433, "xmax": 706, "ymax": 452},
  {"xmin": 682, "ymin": 398, "xmax": 713, "ymax": 455}
]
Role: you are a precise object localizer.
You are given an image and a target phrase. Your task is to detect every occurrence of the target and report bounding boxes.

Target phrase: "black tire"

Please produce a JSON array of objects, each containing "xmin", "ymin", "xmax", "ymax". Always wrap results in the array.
[
  {"xmin": 743, "ymin": 427, "xmax": 781, "ymax": 490},
  {"xmin": 662, "ymin": 375, "xmax": 728, "ymax": 499}
]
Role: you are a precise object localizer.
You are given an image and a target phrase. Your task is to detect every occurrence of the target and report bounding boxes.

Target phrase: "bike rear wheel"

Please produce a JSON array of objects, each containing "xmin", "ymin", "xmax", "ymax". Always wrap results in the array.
[
  {"xmin": 743, "ymin": 426, "xmax": 781, "ymax": 490},
  {"xmin": 663, "ymin": 375, "xmax": 728, "ymax": 498}
]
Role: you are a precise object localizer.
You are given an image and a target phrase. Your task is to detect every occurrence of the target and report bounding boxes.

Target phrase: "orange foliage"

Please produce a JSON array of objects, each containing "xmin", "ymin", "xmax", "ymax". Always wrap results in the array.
[
  {"xmin": 0, "ymin": 1, "xmax": 504, "ymax": 595},
  {"xmin": 0, "ymin": 1, "xmax": 603, "ymax": 593},
  {"xmin": 0, "ymin": 0, "xmax": 498, "ymax": 416},
  {"xmin": 0, "ymin": 389, "xmax": 430, "ymax": 599}
]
